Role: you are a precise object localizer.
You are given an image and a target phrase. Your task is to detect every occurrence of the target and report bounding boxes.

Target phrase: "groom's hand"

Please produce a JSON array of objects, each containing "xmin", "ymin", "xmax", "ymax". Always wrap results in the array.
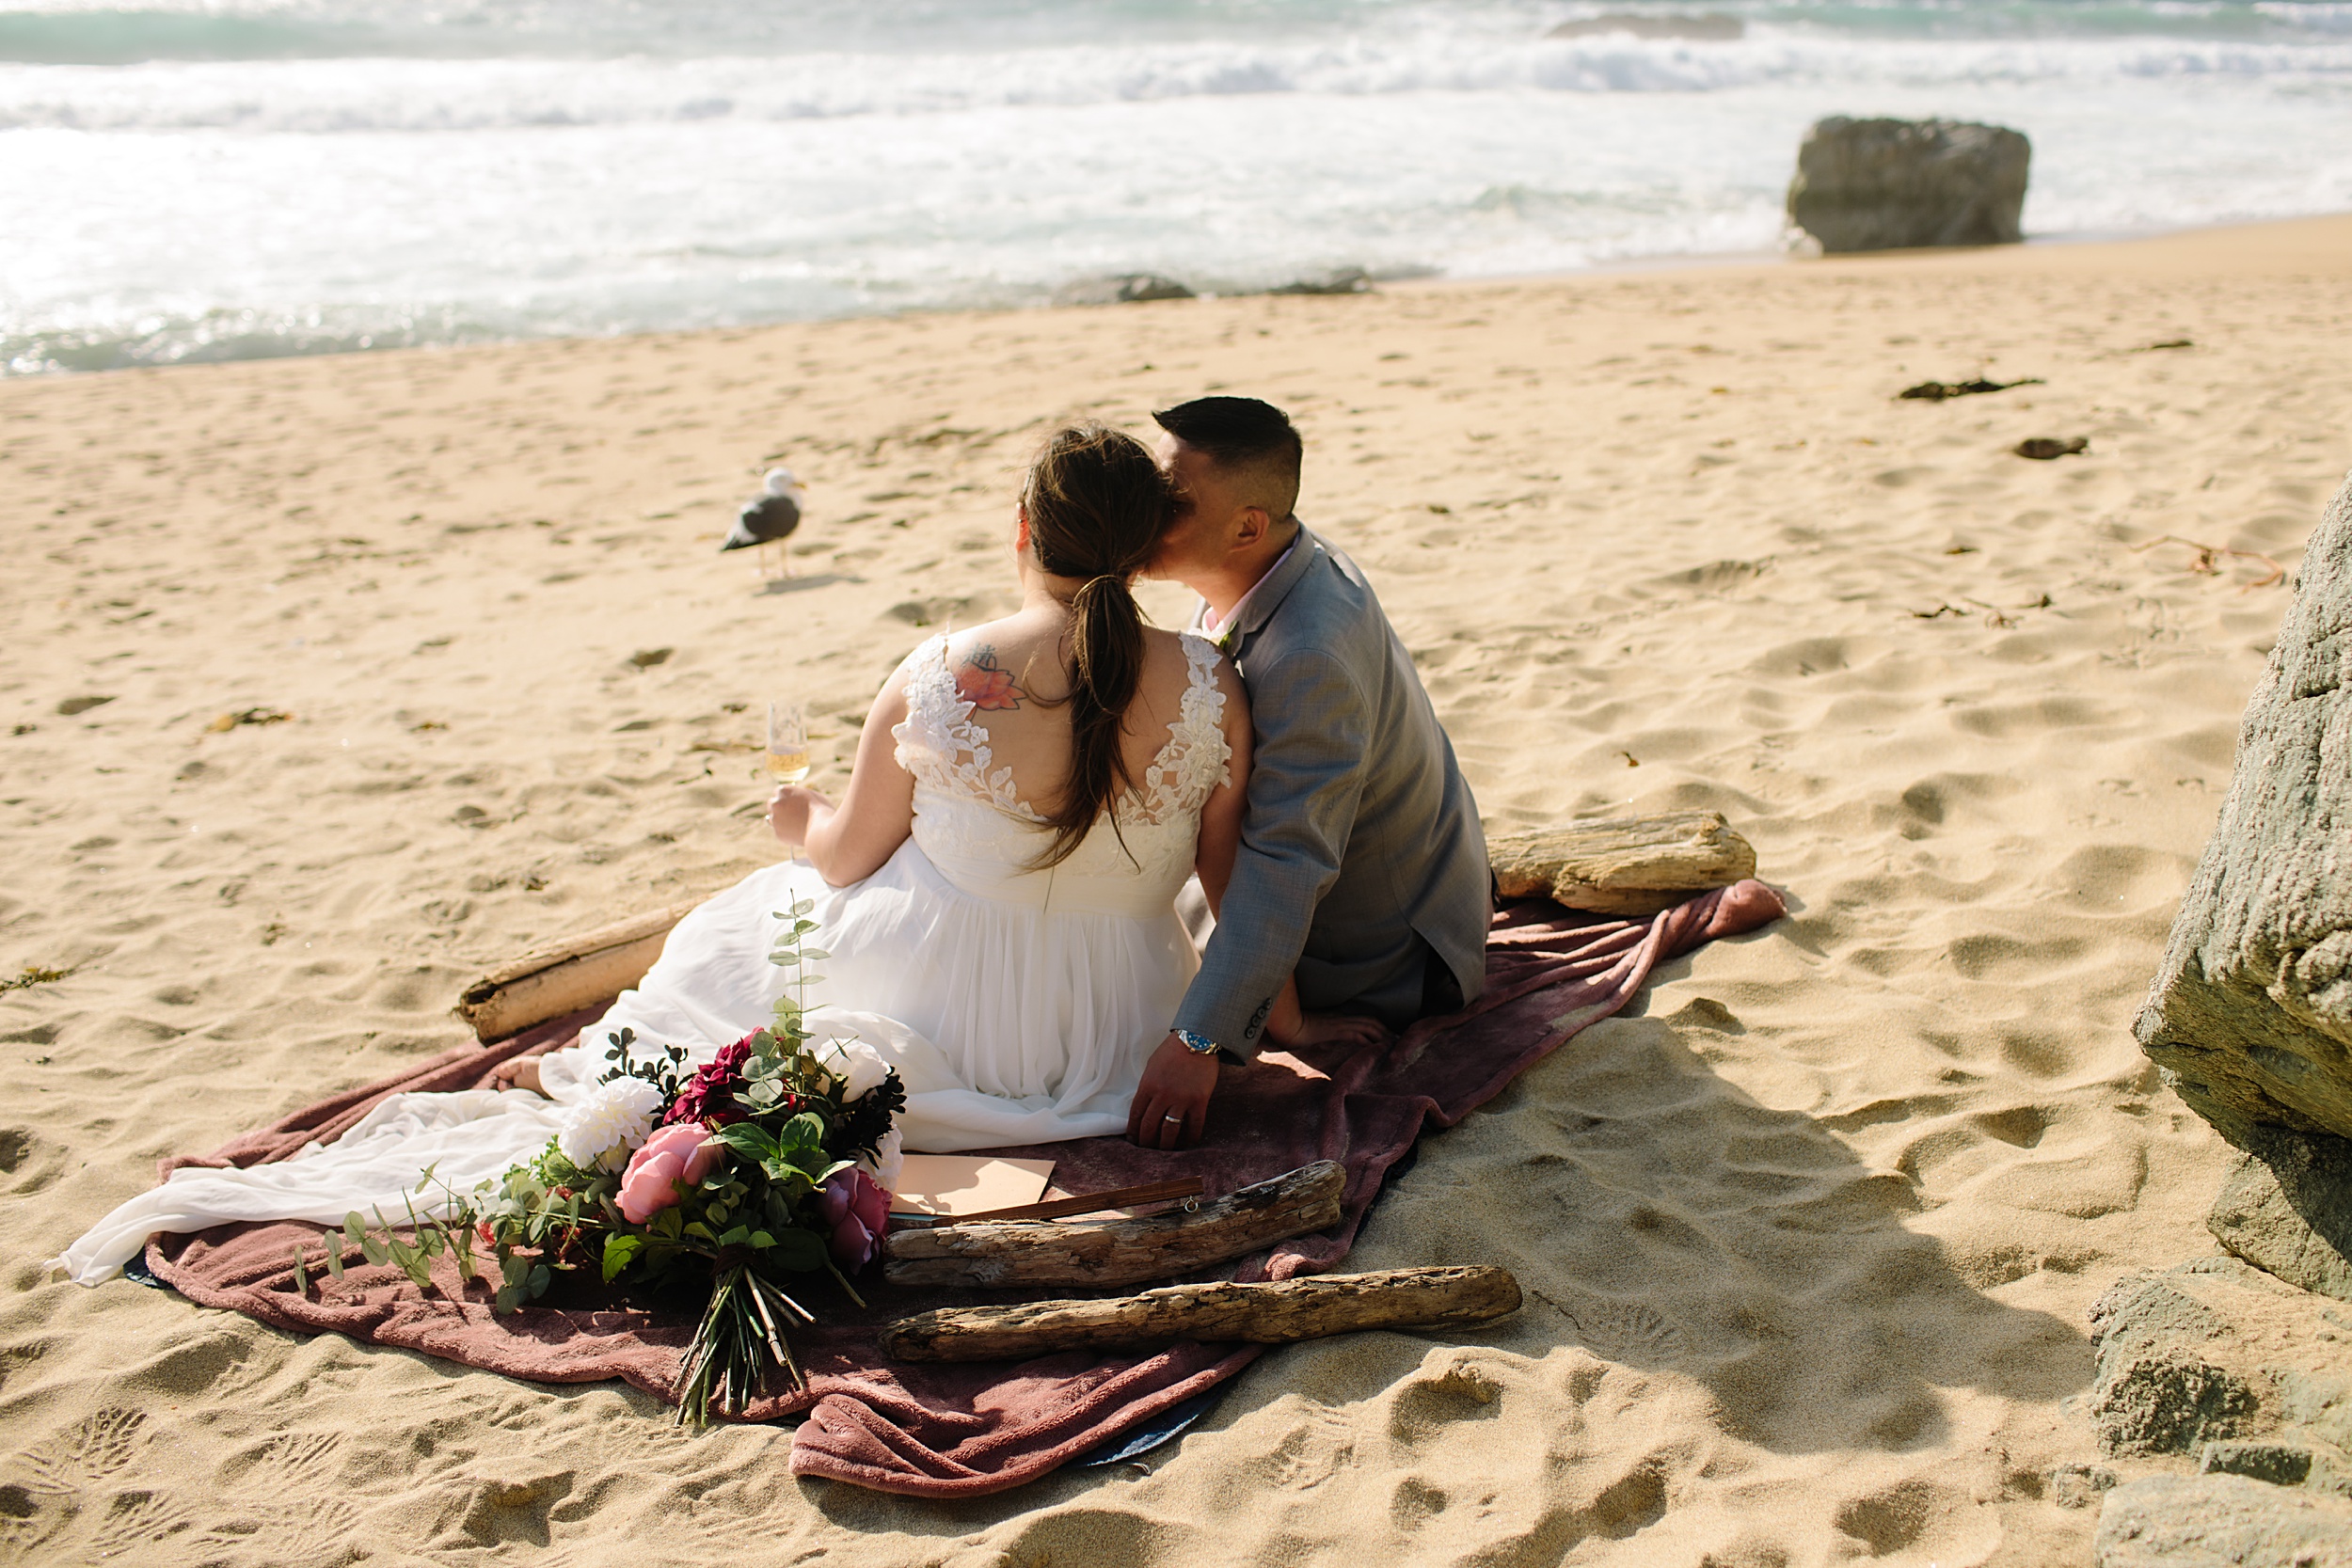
[{"xmin": 1127, "ymin": 1034, "xmax": 1218, "ymax": 1150}]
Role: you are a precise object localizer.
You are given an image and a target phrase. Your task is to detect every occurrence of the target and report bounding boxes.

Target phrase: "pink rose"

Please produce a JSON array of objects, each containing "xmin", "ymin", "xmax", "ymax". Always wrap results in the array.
[
  {"xmin": 817, "ymin": 1168, "xmax": 892, "ymax": 1272},
  {"xmin": 616, "ymin": 1125, "xmax": 723, "ymax": 1225}
]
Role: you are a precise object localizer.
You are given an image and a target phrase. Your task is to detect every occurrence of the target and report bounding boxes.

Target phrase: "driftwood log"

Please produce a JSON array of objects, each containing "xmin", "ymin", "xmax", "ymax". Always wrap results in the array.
[
  {"xmin": 881, "ymin": 1265, "xmax": 1522, "ymax": 1362},
  {"xmin": 882, "ymin": 1161, "xmax": 1344, "ymax": 1289},
  {"xmin": 455, "ymin": 899, "xmax": 700, "ymax": 1042},
  {"xmin": 1486, "ymin": 811, "xmax": 1756, "ymax": 917}
]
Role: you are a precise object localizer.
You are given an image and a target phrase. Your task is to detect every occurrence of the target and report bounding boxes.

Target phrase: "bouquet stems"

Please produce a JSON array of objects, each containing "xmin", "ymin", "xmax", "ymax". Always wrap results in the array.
[{"xmin": 673, "ymin": 1263, "xmax": 815, "ymax": 1426}]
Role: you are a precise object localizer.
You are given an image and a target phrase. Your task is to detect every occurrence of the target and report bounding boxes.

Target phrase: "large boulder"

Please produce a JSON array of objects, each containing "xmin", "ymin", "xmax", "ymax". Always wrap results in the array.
[
  {"xmin": 1785, "ymin": 117, "xmax": 2029, "ymax": 253},
  {"xmin": 2135, "ymin": 470, "xmax": 2352, "ymax": 1149}
]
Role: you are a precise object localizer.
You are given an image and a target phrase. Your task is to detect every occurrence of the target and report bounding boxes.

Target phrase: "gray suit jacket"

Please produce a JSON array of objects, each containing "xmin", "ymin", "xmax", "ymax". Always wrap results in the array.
[{"xmin": 1173, "ymin": 527, "xmax": 1489, "ymax": 1057}]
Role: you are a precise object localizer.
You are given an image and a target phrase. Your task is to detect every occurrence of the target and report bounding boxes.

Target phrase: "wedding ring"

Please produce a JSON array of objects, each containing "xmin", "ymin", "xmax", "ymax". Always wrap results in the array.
[{"xmin": 1162, "ymin": 1112, "xmax": 1182, "ymax": 1124}]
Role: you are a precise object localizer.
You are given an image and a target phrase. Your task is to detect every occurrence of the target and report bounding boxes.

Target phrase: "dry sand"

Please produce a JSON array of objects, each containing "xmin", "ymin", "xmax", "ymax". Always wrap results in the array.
[{"xmin": 4, "ymin": 214, "xmax": 2350, "ymax": 1566}]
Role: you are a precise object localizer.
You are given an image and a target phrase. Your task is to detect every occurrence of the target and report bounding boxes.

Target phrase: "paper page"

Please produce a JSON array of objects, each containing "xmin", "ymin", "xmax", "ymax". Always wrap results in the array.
[{"xmin": 888, "ymin": 1154, "xmax": 1056, "ymax": 1217}]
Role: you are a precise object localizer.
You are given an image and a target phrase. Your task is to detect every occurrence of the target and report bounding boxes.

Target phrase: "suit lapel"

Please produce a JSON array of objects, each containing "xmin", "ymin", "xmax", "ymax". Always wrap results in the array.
[{"xmin": 1225, "ymin": 527, "xmax": 1320, "ymax": 663}]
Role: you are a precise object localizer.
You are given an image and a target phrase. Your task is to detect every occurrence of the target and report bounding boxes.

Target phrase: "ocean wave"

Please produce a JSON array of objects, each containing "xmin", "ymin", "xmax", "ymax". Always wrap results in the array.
[
  {"xmin": 1, "ymin": 33, "xmax": 2347, "ymax": 133},
  {"xmin": 8, "ymin": 0, "xmax": 2352, "ymax": 67}
]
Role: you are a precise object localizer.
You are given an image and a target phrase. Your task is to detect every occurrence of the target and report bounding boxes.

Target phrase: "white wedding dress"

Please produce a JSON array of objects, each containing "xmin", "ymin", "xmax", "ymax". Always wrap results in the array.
[{"xmin": 56, "ymin": 632, "xmax": 1231, "ymax": 1285}]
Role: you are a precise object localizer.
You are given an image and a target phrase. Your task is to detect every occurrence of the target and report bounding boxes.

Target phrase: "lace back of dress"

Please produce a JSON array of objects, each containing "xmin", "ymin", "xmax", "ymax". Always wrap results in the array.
[{"xmin": 892, "ymin": 632, "xmax": 1228, "ymax": 879}]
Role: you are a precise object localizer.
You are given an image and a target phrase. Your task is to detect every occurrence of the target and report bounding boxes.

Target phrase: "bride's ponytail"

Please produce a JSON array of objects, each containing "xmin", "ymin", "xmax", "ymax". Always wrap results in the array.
[{"xmin": 1021, "ymin": 424, "xmax": 1171, "ymax": 869}]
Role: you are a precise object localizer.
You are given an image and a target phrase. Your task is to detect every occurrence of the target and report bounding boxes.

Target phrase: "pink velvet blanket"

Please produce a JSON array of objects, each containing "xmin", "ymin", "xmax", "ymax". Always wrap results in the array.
[{"xmin": 145, "ymin": 880, "xmax": 1784, "ymax": 1497}]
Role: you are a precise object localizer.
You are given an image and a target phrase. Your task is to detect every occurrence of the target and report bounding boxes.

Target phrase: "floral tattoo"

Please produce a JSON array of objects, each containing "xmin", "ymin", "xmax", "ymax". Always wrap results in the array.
[{"xmin": 956, "ymin": 645, "xmax": 1025, "ymax": 711}]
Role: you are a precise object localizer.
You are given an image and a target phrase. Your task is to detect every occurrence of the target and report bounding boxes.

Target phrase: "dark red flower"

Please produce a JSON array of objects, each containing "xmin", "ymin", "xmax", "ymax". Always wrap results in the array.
[{"xmin": 662, "ymin": 1035, "xmax": 757, "ymax": 1128}]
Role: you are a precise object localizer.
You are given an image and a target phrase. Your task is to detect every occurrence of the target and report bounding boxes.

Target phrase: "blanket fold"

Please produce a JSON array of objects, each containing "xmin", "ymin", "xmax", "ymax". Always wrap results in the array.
[{"xmin": 144, "ymin": 880, "xmax": 1783, "ymax": 1497}]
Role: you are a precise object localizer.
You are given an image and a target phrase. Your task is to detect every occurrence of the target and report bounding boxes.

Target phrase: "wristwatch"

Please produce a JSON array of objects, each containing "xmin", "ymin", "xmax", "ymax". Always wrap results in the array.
[{"xmin": 1172, "ymin": 1027, "xmax": 1220, "ymax": 1057}]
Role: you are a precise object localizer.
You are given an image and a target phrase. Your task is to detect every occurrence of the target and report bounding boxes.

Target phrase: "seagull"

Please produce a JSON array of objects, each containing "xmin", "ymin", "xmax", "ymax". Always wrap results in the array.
[{"xmin": 723, "ymin": 467, "xmax": 804, "ymax": 578}]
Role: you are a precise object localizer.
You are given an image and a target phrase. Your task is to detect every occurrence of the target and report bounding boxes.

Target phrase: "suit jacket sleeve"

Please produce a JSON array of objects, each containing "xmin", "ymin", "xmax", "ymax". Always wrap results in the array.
[{"xmin": 1175, "ymin": 645, "xmax": 1371, "ymax": 1057}]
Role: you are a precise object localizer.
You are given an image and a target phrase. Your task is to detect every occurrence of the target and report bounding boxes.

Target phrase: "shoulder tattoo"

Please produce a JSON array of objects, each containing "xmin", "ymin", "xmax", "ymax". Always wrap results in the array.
[{"xmin": 955, "ymin": 643, "xmax": 1025, "ymax": 711}]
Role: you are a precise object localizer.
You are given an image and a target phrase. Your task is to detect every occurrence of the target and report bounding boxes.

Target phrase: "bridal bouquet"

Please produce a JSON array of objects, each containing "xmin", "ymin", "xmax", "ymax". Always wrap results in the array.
[{"xmin": 313, "ymin": 900, "xmax": 905, "ymax": 1425}]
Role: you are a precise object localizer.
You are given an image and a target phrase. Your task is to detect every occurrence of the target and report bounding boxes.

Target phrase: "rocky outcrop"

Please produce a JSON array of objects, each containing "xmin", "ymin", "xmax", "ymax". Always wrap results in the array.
[
  {"xmin": 2087, "ymin": 1257, "xmax": 2352, "ymax": 1465},
  {"xmin": 1050, "ymin": 274, "xmax": 1195, "ymax": 307},
  {"xmin": 2096, "ymin": 1474, "xmax": 2352, "ymax": 1567},
  {"xmin": 2209, "ymin": 1128, "xmax": 2352, "ymax": 1303},
  {"xmin": 2135, "ymin": 471, "xmax": 2352, "ymax": 1150},
  {"xmin": 1785, "ymin": 118, "xmax": 2029, "ymax": 253}
]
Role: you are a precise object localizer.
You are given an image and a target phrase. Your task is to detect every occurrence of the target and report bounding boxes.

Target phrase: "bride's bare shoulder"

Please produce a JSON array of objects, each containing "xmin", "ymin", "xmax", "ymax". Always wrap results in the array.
[{"xmin": 938, "ymin": 618, "xmax": 1057, "ymax": 711}]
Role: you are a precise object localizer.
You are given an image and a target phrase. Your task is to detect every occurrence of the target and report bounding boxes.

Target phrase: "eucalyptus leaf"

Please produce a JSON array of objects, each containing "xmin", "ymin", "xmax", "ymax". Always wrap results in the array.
[{"xmin": 290, "ymin": 1246, "xmax": 309, "ymax": 1295}]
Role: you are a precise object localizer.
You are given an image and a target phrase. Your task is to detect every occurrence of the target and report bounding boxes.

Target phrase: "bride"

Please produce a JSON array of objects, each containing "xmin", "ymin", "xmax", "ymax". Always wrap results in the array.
[{"xmin": 56, "ymin": 423, "xmax": 1252, "ymax": 1285}]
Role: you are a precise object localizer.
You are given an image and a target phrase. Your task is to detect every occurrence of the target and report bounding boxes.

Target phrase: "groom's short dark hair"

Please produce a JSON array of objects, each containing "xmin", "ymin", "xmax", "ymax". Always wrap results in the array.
[{"xmin": 1152, "ymin": 396, "xmax": 1301, "ymax": 523}]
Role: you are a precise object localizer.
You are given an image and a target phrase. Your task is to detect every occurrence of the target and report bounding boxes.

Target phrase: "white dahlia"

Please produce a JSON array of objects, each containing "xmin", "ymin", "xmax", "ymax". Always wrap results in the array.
[
  {"xmin": 818, "ymin": 1035, "xmax": 891, "ymax": 1101},
  {"xmin": 860, "ymin": 1125, "xmax": 905, "ymax": 1194},
  {"xmin": 555, "ymin": 1076, "xmax": 666, "ymax": 1173}
]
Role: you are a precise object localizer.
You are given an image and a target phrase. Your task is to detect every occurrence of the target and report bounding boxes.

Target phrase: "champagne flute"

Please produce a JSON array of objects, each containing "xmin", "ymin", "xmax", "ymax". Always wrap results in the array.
[{"xmin": 766, "ymin": 701, "xmax": 810, "ymax": 785}]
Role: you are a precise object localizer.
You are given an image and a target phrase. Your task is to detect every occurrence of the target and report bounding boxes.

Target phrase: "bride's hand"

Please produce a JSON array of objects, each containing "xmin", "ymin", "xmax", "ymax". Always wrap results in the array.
[
  {"xmin": 767, "ymin": 784, "xmax": 831, "ymax": 846},
  {"xmin": 487, "ymin": 1057, "xmax": 546, "ymax": 1096}
]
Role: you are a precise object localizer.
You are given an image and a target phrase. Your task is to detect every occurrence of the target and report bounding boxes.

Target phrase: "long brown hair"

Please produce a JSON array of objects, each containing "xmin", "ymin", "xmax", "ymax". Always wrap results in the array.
[{"xmin": 1022, "ymin": 422, "xmax": 1172, "ymax": 869}]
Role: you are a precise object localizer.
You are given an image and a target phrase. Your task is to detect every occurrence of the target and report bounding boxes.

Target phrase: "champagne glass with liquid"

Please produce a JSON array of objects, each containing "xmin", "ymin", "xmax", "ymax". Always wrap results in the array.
[{"xmin": 765, "ymin": 701, "xmax": 810, "ymax": 786}]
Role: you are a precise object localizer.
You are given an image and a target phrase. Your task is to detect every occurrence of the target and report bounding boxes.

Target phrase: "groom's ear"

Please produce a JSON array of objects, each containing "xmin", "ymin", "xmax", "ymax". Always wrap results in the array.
[{"xmin": 1230, "ymin": 503, "xmax": 1274, "ymax": 549}]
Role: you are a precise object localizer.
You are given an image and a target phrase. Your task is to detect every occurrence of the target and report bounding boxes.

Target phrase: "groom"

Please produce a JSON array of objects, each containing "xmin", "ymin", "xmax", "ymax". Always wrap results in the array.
[{"xmin": 1127, "ymin": 396, "xmax": 1491, "ymax": 1150}]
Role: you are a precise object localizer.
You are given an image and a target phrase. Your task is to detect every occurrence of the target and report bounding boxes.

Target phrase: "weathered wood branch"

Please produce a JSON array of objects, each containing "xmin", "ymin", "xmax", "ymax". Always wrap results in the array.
[
  {"xmin": 881, "ymin": 1161, "xmax": 1344, "ymax": 1289},
  {"xmin": 455, "ymin": 899, "xmax": 701, "ymax": 1042},
  {"xmin": 881, "ymin": 1265, "xmax": 1522, "ymax": 1362},
  {"xmin": 1487, "ymin": 811, "xmax": 1756, "ymax": 917}
]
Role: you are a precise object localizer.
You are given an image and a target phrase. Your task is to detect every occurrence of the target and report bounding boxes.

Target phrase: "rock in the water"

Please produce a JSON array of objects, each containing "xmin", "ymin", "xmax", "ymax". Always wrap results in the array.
[
  {"xmin": 1051, "ymin": 274, "xmax": 1196, "ymax": 307},
  {"xmin": 1786, "ymin": 117, "xmax": 2030, "ymax": 253},
  {"xmin": 2135, "ymin": 469, "xmax": 2352, "ymax": 1149},
  {"xmin": 1486, "ymin": 811, "xmax": 1757, "ymax": 917},
  {"xmin": 1547, "ymin": 14, "xmax": 1742, "ymax": 40},
  {"xmin": 1267, "ymin": 266, "xmax": 1373, "ymax": 296},
  {"xmin": 2210, "ymin": 1128, "xmax": 2352, "ymax": 1303},
  {"xmin": 2088, "ymin": 1257, "xmax": 2352, "ymax": 1461},
  {"xmin": 2095, "ymin": 1474, "xmax": 2352, "ymax": 1568}
]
